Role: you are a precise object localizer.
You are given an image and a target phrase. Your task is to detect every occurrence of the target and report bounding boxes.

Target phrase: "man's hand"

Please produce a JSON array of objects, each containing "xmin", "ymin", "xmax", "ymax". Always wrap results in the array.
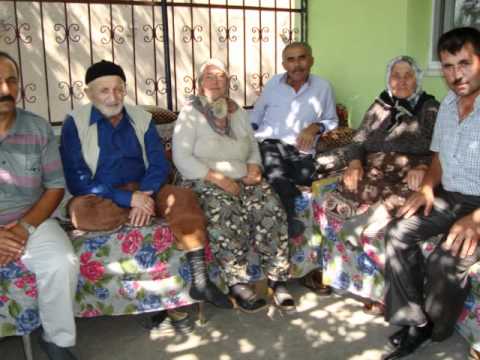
[
  {"xmin": 0, "ymin": 228, "xmax": 25, "ymax": 259},
  {"xmin": 131, "ymin": 191, "xmax": 155, "ymax": 216},
  {"xmin": 404, "ymin": 166, "xmax": 428, "ymax": 191},
  {"xmin": 343, "ymin": 160, "xmax": 364, "ymax": 193},
  {"xmin": 296, "ymin": 124, "xmax": 320, "ymax": 152},
  {"xmin": 443, "ymin": 212, "xmax": 480, "ymax": 258},
  {"xmin": 128, "ymin": 207, "xmax": 152, "ymax": 227},
  {"xmin": 0, "ymin": 254, "xmax": 17, "ymax": 267},
  {"xmin": 241, "ymin": 164, "xmax": 262, "ymax": 186},
  {"xmin": 396, "ymin": 187, "xmax": 435, "ymax": 219}
]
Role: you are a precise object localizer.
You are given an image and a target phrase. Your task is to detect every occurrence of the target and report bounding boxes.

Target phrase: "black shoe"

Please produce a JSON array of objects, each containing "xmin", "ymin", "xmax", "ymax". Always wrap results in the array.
[
  {"xmin": 230, "ymin": 284, "xmax": 268, "ymax": 313},
  {"xmin": 388, "ymin": 326, "xmax": 409, "ymax": 347},
  {"xmin": 189, "ymin": 280, "xmax": 233, "ymax": 309},
  {"xmin": 384, "ymin": 324, "xmax": 433, "ymax": 360},
  {"xmin": 148, "ymin": 310, "xmax": 194, "ymax": 335},
  {"xmin": 38, "ymin": 337, "xmax": 78, "ymax": 360}
]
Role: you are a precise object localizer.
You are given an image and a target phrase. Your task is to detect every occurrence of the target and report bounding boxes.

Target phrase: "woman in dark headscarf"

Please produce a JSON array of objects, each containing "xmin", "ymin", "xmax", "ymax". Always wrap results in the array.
[{"xmin": 316, "ymin": 56, "xmax": 440, "ymax": 314}]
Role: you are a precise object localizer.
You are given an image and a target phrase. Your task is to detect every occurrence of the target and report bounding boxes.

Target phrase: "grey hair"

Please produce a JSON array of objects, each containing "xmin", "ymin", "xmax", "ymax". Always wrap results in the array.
[
  {"xmin": 386, "ymin": 55, "xmax": 423, "ymax": 99},
  {"xmin": 282, "ymin": 41, "xmax": 313, "ymax": 59},
  {"xmin": 197, "ymin": 58, "xmax": 229, "ymax": 95}
]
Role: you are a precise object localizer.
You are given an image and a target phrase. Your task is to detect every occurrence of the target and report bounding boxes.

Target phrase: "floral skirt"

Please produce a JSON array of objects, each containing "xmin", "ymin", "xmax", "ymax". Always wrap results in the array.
[{"xmin": 181, "ymin": 179, "xmax": 290, "ymax": 286}]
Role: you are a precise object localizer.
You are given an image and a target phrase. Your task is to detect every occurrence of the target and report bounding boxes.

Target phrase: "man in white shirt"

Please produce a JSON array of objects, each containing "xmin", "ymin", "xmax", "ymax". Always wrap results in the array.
[{"xmin": 251, "ymin": 41, "xmax": 338, "ymax": 237}]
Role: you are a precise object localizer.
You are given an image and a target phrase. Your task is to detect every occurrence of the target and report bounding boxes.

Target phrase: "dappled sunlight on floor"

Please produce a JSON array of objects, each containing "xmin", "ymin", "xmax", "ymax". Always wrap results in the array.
[{"xmin": 0, "ymin": 283, "xmax": 470, "ymax": 360}]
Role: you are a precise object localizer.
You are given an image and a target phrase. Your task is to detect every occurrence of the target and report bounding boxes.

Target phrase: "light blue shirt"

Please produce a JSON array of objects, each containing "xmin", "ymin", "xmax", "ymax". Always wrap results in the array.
[
  {"xmin": 250, "ymin": 73, "xmax": 338, "ymax": 152},
  {"xmin": 430, "ymin": 90, "xmax": 480, "ymax": 196}
]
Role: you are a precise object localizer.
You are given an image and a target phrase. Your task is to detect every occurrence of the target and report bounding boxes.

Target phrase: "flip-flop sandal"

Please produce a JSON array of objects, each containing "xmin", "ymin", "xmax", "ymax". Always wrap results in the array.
[
  {"xmin": 470, "ymin": 347, "xmax": 480, "ymax": 360},
  {"xmin": 300, "ymin": 272, "xmax": 333, "ymax": 295},
  {"xmin": 363, "ymin": 302, "xmax": 384, "ymax": 316},
  {"xmin": 272, "ymin": 286, "xmax": 296, "ymax": 312}
]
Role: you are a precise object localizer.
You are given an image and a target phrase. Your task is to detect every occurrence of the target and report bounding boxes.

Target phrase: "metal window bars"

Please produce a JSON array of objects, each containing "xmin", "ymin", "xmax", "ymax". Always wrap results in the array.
[{"xmin": 0, "ymin": 0, "xmax": 307, "ymax": 125}]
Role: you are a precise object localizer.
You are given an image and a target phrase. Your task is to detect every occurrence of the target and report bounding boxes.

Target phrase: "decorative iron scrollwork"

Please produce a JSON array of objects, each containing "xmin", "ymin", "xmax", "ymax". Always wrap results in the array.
[
  {"xmin": 54, "ymin": 23, "xmax": 81, "ymax": 44},
  {"xmin": 252, "ymin": 26, "xmax": 269, "ymax": 43},
  {"xmin": 3, "ymin": 22, "xmax": 32, "ymax": 44},
  {"xmin": 183, "ymin": 75, "xmax": 196, "ymax": 94},
  {"xmin": 145, "ymin": 78, "xmax": 166, "ymax": 96},
  {"xmin": 143, "ymin": 24, "xmax": 163, "ymax": 43},
  {"xmin": 100, "ymin": 24, "xmax": 125, "ymax": 45},
  {"xmin": 58, "ymin": 81, "xmax": 84, "ymax": 101},
  {"xmin": 21, "ymin": 83, "xmax": 37, "ymax": 104},
  {"xmin": 182, "ymin": 25, "xmax": 203, "ymax": 43},
  {"xmin": 251, "ymin": 73, "xmax": 270, "ymax": 91},
  {"xmin": 217, "ymin": 25, "xmax": 237, "ymax": 43},
  {"xmin": 229, "ymin": 75, "xmax": 239, "ymax": 92},
  {"xmin": 280, "ymin": 27, "xmax": 299, "ymax": 44}
]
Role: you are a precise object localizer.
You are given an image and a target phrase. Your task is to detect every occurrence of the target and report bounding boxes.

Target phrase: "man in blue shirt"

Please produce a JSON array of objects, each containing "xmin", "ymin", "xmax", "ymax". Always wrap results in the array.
[
  {"xmin": 250, "ymin": 42, "xmax": 338, "ymax": 238},
  {"xmin": 60, "ymin": 60, "xmax": 231, "ymax": 309}
]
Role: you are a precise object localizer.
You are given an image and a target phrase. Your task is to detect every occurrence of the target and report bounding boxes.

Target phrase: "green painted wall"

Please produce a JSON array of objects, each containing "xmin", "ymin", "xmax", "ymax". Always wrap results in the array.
[{"xmin": 308, "ymin": 0, "xmax": 447, "ymax": 127}]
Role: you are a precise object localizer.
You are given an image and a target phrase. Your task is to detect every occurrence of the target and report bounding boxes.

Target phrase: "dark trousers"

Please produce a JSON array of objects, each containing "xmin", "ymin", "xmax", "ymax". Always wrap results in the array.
[
  {"xmin": 259, "ymin": 139, "xmax": 315, "ymax": 219},
  {"xmin": 384, "ymin": 187, "xmax": 480, "ymax": 341}
]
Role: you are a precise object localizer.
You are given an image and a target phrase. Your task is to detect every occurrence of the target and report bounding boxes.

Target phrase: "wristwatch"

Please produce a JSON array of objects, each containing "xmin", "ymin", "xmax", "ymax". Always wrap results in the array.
[
  {"xmin": 315, "ymin": 123, "xmax": 326, "ymax": 135},
  {"xmin": 19, "ymin": 220, "xmax": 36, "ymax": 236}
]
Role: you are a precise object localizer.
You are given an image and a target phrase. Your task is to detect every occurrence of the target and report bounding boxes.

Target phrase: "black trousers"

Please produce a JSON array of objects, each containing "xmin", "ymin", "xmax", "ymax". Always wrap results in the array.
[
  {"xmin": 384, "ymin": 187, "xmax": 480, "ymax": 341},
  {"xmin": 259, "ymin": 139, "xmax": 315, "ymax": 219}
]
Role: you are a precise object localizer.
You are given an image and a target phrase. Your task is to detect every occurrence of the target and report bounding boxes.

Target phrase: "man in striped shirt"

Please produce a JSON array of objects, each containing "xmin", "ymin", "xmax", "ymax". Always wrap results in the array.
[{"xmin": 0, "ymin": 52, "xmax": 79, "ymax": 360}]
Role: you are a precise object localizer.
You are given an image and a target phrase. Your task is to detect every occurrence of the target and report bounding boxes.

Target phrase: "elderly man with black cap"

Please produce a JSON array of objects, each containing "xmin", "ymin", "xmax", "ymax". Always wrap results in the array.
[{"xmin": 60, "ymin": 60, "xmax": 231, "ymax": 309}]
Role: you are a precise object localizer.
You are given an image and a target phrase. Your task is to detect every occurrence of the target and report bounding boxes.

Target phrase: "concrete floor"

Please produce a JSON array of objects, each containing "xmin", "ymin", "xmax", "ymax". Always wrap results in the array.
[{"xmin": 0, "ymin": 284, "xmax": 470, "ymax": 360}]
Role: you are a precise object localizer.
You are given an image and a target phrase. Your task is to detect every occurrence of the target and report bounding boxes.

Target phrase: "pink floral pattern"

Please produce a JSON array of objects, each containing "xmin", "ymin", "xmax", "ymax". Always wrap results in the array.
[{"xmin": 314, "ymin": 179, "xmax": 480, "ymax": 350}]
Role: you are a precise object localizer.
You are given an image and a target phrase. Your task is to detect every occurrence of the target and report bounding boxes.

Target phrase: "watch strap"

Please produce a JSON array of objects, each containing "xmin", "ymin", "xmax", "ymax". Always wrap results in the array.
[{"xmin": 19, "ymin": 220, "xmax": 36, "ymax": 236}]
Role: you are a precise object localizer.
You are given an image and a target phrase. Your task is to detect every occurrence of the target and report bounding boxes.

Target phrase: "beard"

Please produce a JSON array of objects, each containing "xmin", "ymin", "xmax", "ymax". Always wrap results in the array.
[{"xmin": 94, "ymin": 103, "xmax": 123, "ymax": 118}]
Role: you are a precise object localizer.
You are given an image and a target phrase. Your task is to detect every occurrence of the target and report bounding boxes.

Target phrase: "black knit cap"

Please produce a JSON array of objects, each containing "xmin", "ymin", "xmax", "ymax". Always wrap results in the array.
[{"xmin": 85, "ymin": 60, "xmax": 126, "ymax": 85}]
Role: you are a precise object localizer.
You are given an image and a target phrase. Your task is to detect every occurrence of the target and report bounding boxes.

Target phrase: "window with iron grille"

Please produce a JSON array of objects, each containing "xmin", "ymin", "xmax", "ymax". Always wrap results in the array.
[{"xmin": 0, "ymin": 0, "xmax": 307, "ymax": 124}]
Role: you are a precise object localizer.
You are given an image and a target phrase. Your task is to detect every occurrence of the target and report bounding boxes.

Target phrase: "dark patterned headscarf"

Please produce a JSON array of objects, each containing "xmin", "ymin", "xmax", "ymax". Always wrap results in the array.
[{"xmin": 379, "ymin": 56, "xmax": 433, "ymax": 126}]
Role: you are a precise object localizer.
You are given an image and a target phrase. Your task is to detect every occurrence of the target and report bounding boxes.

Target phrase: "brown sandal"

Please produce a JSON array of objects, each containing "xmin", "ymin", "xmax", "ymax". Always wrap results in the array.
[
  {"xmin": 363, "ymin": 302, "xmax": 384, "ymax": 316},
  {"xmin": 300, "ymin": 271, "xmax": 332, "ymax": 296},
  {"xmin": 470, "ymin": 347, "xmax": 480, "ymax": 360}
]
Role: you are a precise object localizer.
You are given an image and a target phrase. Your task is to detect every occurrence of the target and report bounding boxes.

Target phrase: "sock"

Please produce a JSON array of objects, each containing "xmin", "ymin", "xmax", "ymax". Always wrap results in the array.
[
  {"xmin": 268, "ymin": 279, "xmax": 286, "ymax": 290},
  {"xmin": 185, "ymin": 248, "xmax": 208, "ymax": 293},
  {"xmin": 408, "ymin": 321, "xmax": 432, "ymax": 337}
]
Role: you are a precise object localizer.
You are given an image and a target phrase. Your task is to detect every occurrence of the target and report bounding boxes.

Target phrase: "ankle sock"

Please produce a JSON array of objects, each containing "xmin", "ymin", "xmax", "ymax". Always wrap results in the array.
[{"xmin": 185, "ymin": 248, "xmax": 208, "ymax": 293}]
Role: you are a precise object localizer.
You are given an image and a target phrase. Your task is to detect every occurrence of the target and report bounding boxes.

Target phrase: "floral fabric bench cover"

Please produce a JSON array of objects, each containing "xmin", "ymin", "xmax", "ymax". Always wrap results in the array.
[
  {"xmin": 0, "ymin": 188, "xmax": 321, "ymax": 337},
  {"xmin": 313, "ymin": 178, "xmax": 480, "ymax": 349}
]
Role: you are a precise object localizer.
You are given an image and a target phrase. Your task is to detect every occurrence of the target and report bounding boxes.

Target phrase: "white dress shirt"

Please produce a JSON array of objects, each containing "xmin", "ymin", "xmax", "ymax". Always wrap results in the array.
[{"xmin": 250, "ymin": 73, "xmax": 338, "ymax": 153}]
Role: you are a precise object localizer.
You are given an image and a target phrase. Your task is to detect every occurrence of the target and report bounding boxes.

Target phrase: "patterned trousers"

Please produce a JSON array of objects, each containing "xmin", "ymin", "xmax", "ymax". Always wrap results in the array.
[{"xmin": 183, "ymin": 179, "xmax": 290, "ymax": 286}]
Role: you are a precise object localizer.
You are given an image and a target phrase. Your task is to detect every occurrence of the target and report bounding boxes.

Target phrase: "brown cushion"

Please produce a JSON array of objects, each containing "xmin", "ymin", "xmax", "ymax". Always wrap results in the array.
[
  {"xmin": 316, "ymin": 127, "xmax": 354, "ymax": 153},
  {"xmin": 142, "ymin": 105, "xmax": 177, "ymax": 125},
  {"xmin": 141, "ymin": 105, "xmax": 179, "ymax": 183}
]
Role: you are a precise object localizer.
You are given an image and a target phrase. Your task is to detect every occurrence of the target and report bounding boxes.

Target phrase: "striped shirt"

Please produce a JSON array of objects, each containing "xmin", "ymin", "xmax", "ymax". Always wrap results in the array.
[
  {"xmin": 430, "ymin": 91, "xmax": 480, "ymax": 196},
  {"xmin": 0, "ymin": 108, "xmax": 64, "ymax": 225}
]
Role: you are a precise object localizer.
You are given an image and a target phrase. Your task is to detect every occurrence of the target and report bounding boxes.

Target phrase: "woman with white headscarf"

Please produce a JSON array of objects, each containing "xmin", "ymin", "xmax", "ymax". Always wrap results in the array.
[
  {"xmin": 316, "ymin": 56, "xmax": 440, "ymax": 314},
  {"xmin": 173, "ymin": 59, "xmax": 294, "ymax": 313}
]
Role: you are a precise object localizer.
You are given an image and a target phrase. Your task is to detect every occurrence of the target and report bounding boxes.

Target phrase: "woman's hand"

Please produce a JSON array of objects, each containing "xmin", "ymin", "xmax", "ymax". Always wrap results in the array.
[
  {"xmin": 343, "ymin": 160, "xmax": 364, "ymax": 192},
  {"xmin": 241, "ymin": 164, "xmax": 262, "ymax": 186},
  {"xmin": 405, "ymin": 165, "xmax": 428, "ymax": 191},
  {"xmin": 206, "ymin": 170, "xmax": 241, "ymax": 196}
]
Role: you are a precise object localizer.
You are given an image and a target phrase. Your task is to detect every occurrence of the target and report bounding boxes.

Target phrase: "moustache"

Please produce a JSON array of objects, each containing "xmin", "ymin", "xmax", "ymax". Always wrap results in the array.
[
  {"xmin": 453, "ymin": 78, "xmax": 465, "ymax": 86},
  {"xmin": 0, "ymin": 95, "xmax": 15, "ymax": 103}
]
